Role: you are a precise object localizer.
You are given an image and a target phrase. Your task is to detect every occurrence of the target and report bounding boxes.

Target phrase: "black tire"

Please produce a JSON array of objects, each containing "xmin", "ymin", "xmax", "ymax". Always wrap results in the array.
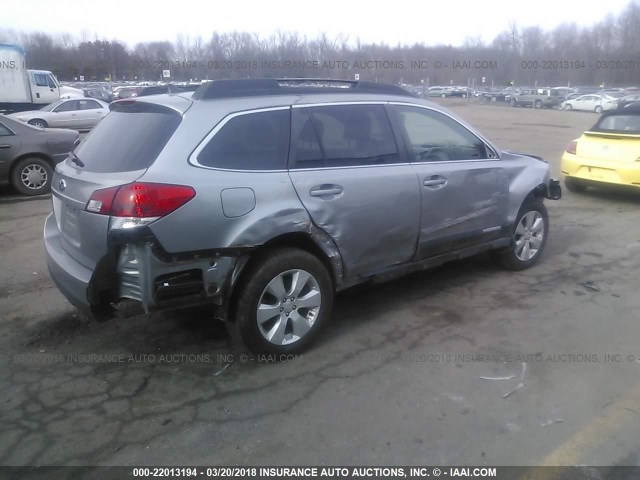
[
  {"xmin": 28, "ymin": 119, "xmax": 48, "ymax": 128},
  {"xmin": 232, "ymin": 248, "xmax": 334, "ymax": 355},
  {"xmin": 564, "ymin": 177, "xmax": 588, "ymax": 193},
  {"xmin": 564, "ymin": 104, "xmax": 572, "ymax": 111},
  {"xmin": 11, "ymin": 157, "xmax": 53, "ymax": 196},
  {"xmin": 534, "ymin": 100, "xmax": 543, "ymax": 109},
  {"xmin": 493, "ymin": 200, "xmax": 549, "ymax": 271}
]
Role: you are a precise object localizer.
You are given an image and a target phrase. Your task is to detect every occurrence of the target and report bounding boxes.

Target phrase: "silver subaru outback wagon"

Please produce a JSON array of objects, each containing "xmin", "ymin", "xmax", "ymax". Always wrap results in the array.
[{"xmin": 44, "ymin": 79, "xmax": 561, "ymax": 354}]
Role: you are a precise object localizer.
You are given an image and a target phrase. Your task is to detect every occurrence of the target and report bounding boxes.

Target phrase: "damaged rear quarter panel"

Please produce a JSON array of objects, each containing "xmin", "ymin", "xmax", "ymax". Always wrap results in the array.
[{"xmin": 144, "ymin": 169, "xmax": 312, "ymax": 253}]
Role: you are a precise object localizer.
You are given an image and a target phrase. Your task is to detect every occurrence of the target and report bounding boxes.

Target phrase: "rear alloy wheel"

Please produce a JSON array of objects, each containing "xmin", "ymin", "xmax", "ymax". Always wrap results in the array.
[
  {"xmin": 595, "ymin": 105, "xmax": 603, "ymax": 113},
  {"xmin": 11, "ymin": 157, "xmax": 53, "ymax": 196},
  {"xmin": 510, "ymin": 99, "xmax": 517, "ymax": 107},
  {"xmin": 28, "ymin": 119, "xmax": 48, "ymax": 128},
  {"xmin": 493, "ymin": 201, "xmax": 548, "ymax": 271},
  {"xmin": 233, "ymin": 248, "xmax": 333, "ymax": 355},
  {"xmin": 564, "ymin": 177, "xmax": 588, "ymax": 193},
  {"xmin": 441, "ymin": 93, "xmax": 447, "ymax": 98},
  {"xmin": 534, "ymin": 100, "xmax": 543, "ymax": 109},
  {"xmin": 564, "ymin": 104, "xmax": 572, "ymax": 111}
]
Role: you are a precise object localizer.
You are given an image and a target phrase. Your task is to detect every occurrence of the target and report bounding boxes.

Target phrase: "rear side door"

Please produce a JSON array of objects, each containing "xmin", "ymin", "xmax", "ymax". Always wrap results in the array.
[
  {"xmin": 288, "ymin": 103, "xmax": 421, "ymax": 279},
  {"xmin": 388, "ymin": 104, "xmax": 509, "ymax": 259},
  {"xmin": 579, "ymin": 96, "xmax": 595, "ymax": 111},
  {"xmin": 76, "ymin": 99, "xmax": 105, "ymax": 128}
]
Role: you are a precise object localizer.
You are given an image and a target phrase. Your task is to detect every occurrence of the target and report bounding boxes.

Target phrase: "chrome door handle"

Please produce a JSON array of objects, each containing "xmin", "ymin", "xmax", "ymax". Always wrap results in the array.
[
  {"xmin": 423, "ymin": 178, "xmax": 447, "ymax": 187},
  {"xmin": 310, "ymin": 186, "xmax": 343, "ymax": 197},
  {"xmin": 0, "ymin": 144, "xmax": 11, "ymax": 149}
]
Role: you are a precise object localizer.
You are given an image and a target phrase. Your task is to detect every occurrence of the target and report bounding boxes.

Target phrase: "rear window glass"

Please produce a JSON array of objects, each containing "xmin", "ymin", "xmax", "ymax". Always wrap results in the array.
[
  {"xmin": 593, "ymin": 114, "xmax": 640, "ymax": 133},
  {"xmin": 73, "ymin": 110, "xmax": 180, "ymax": 173},
  {"xmin": 197, "ymin": 109, "xmax": 290, "ymax": 170}
]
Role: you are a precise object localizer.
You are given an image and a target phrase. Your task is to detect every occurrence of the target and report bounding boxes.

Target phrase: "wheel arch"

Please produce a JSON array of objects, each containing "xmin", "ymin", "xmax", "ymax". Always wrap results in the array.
[
  {"xmin": 224, "ymin": 229, "xmax": 343, "ymax": 323},
  {"xmin": 27, "ymin": 118, "xmax": 48, "ymax": 127}
]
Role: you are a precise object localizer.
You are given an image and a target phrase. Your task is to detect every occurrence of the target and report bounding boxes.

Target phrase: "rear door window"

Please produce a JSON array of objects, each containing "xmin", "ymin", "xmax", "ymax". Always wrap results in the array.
[
  {"xmin": 79, "ymin": 100, "xmax": 102, "ymax": 110},
  {"xmin": 73, "ymin": 106, "xmax": 181, "ymax": 173},
  {"xmin": 290, "ymin": 104, "xmax": 400, "ymax": 168},
  {"xmin": 196, "ymin": 108, "xmax": 290, "ymax": 170}
]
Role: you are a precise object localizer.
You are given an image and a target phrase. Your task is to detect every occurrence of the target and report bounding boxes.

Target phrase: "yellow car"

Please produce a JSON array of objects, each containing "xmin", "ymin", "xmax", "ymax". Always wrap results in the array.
[{"xmin": 561, "ymin": 107, "xmax": 640, "ymax": 192}]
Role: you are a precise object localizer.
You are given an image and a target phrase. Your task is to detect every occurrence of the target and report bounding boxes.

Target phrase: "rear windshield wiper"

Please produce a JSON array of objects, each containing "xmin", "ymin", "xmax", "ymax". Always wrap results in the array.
[{"xmin": 70, "ymin": 152, "xmax": 85, "ymax": 168}]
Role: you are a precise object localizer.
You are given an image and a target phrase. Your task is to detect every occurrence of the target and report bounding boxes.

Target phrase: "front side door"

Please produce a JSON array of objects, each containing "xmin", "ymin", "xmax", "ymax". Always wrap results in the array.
[
  {"xmin": 388, "ymin": 104, "xmax": 509, "ymax": 259},
  {"xmin": 288, "ymin": 104, "xmax": 421, "ymax": 279},
  {"xmin": 51, "ymin": 100, "xmax": 81, "ymax": 127}
]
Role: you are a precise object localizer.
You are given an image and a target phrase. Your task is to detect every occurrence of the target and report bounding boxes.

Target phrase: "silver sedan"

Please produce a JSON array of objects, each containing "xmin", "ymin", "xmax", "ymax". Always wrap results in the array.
[{"xmin": 8, "ymin": 98, "xmax": 109, "ymax": 130}]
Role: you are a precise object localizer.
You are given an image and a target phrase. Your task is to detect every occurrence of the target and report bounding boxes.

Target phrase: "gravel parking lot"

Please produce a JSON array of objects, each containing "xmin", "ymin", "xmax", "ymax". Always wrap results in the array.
[{"xmin": 2, "ymin": 103, "xmax": 640, "ymax": 467}]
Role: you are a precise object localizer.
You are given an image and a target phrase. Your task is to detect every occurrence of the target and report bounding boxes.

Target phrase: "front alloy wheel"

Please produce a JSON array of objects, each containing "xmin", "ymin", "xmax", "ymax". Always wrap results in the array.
[
  {"xmin": 514, "ymin": 211, "xmax": 544, "ymax": 261},
  {"xmin": 493, "ymin": 201, "xmax": 549, "ymax": 271}
]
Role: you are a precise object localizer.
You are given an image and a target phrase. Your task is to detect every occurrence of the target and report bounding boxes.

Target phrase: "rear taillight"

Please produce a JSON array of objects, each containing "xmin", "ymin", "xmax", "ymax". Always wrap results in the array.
[
  {"xmin": 566, "ymin": 140, "xmax": 578, "ymax": 155},
  {"xmin": 86, "ymin": 182, "xmax": 195, "ymax": 218}
]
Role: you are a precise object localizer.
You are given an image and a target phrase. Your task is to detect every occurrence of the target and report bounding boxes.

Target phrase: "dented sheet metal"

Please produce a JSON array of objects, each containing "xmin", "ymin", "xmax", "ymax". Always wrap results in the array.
[{"xmin": 116, "ymin": 242, "xmax": 238, "ymax": 312}]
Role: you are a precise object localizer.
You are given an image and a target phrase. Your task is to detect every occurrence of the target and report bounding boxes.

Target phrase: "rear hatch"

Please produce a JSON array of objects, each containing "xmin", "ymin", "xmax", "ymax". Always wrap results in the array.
[
  {"xmin": 51, "ymin": 102, "xmax": 183, "ymax": 270},
  {"xmin": 577, "ymin": 132, "xmax": 640, "ymax": 163}
]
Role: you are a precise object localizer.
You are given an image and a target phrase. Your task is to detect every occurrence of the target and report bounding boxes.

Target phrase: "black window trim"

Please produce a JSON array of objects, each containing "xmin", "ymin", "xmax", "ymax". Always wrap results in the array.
[
  {"xmin": 388, "ymin": 102, "xmax": 501, "ymax": 162},
  {"xmin": 188, "ymin": 106, "xmax": 292, "ymax": 173}
]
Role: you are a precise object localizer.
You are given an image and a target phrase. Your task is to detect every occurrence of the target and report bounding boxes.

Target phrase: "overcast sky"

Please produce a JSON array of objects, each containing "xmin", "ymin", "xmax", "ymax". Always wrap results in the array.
[{"xmin": 2, "ymin": 0, "xmax": 633, "ymax": 47}]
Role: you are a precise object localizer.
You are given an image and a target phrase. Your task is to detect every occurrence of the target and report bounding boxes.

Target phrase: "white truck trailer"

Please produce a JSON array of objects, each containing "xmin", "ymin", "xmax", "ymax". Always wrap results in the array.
[{"xmin": 0, "ymin": 43, "xmax": 83, "ymax": 114}]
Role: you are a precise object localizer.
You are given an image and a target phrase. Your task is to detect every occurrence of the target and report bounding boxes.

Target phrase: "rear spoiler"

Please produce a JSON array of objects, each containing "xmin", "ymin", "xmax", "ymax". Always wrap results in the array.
[{"xmin": 584, "ymin": 130, "xmax": 640, "ymax": 139}]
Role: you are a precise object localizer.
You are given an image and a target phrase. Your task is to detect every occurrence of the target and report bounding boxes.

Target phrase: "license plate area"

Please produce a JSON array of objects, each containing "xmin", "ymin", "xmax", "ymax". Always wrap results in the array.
[
  {"xmin": 58, "ymin": 200, "xmax": 82, "ymax": 244},
  {"xmin": 578, "ymin": 166, "xmax": 619, "ymax": 182}
]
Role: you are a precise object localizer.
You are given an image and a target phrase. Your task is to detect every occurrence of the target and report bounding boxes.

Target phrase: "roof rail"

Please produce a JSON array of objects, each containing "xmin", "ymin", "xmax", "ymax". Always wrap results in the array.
[{"xmin": 192, "ymin": 78, "xmax": 415, "ymax": 100}]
